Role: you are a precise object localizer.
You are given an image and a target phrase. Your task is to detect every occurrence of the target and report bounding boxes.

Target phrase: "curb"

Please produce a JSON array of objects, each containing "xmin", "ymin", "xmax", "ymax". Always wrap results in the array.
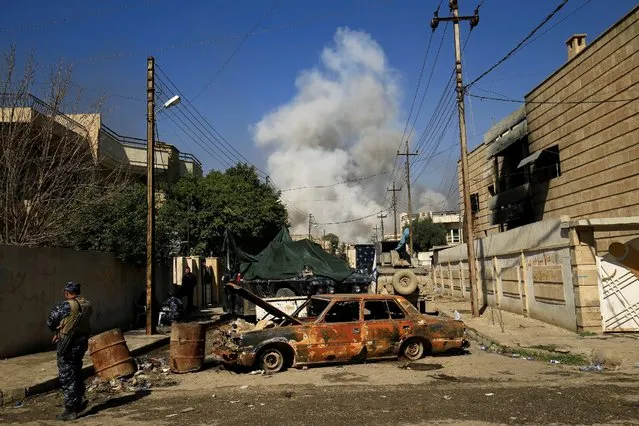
[{"xmin": 0, "ymin": 335, "xmax": 169, "ymax": 406}]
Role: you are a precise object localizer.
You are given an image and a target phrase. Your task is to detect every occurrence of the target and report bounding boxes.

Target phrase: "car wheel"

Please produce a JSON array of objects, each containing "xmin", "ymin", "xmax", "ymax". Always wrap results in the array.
[
  {"xmin": 392, "ymin": 270, "xmax": 418, "ymax": 295},
  {"xmin": 259, "ymin": 347, "xmax": 286, "ymax": 373},
  {"xmin": 402, "ymin": 339, "xmax": 425, "ymax": 361},
  {"xmin": 275, "ymin": 287, "xmax": 296, "ymax": 297}
]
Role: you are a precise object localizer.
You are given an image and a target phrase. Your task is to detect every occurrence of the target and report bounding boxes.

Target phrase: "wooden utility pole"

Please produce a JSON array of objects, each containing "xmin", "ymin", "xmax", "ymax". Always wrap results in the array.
[
  {"xmin": 431, "ymin": 0, "xmax": 480, "ymax": 317},
  {"xmin": 387, "ymin": 183, "xmax": 401, "ymax": 239},
  {"xmin": 145, "ymin": 56, "xmax": 157, "ymax": 335},
  {"xmin": 308, "ymin": 213, "xmax": 313, "ymax": 240},
  {"xmin": 397, "ymin": 141, "xmax": 418, "ymax": 257},
  {"xmin": 377, "ymin": 213, "xmax": 387, "ymax": 242}
]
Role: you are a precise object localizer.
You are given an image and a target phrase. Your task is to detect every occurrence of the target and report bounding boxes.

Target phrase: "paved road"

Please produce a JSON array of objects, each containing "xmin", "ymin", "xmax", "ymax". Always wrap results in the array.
[{"xmin": 2, "ymin": 342, "xmax": 638, "ymax": 425}]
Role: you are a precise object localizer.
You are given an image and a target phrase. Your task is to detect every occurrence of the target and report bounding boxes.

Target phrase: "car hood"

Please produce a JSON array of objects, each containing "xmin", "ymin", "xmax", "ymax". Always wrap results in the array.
[{"xmin": 225, "ymin": 283, "xmax": 303, "ymax": 325}]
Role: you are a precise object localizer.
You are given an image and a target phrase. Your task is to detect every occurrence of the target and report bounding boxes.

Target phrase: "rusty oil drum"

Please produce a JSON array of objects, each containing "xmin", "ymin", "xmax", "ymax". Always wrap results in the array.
[
  {"xmin": 170, "ymin": 323, "xmax": 205, "ymax": 373},
  {"xmin": 88, "ymin": 329, "xmax": 136, "ymax": 380}
]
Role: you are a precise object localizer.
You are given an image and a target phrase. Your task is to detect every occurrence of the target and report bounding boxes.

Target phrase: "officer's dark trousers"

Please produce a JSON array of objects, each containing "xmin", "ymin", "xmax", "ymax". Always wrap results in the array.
[{"xmin": 56, "ymin": 337, "xmax": 88, "ymax": 410}]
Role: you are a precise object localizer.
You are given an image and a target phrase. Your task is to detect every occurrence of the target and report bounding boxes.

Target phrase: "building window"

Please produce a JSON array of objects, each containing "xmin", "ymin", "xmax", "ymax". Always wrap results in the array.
[
  {"xmin": 535, "ymin": 145, "xmax": 561, "ymax": 182},
  {"xmin": 470, "ymin": 193, "xmax": 480, "ymax": 213},
  {"xmin": 446, "ymin": 229, "xmax": 461, "ymax": 244}
]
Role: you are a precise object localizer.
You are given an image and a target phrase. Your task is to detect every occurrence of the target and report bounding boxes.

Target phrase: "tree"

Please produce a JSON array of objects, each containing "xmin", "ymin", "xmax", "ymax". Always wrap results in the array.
[
  {"xmin": 161, "ymin": 164, "xmax": 288, "ymax": 257},
  {"xmin": 0, "ymin": 46, "xmax": 127, "ymax": 246},
  {"xmin": 67, "ymin": 183, "xmax": 176, "ymax": 266},
  {"xmin": 322, "ymin": 232, "xmax": 339, "ymax": 255},
  {"xmin": 411, "ymin": 218, "xmax": 448, "ymax": 253}
]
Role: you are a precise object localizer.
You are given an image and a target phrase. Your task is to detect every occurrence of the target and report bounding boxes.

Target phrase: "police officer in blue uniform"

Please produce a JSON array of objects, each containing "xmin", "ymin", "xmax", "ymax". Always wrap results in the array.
[{"xmin": 46, "ymin": 282, "xmax": 92, "ymax": 421}]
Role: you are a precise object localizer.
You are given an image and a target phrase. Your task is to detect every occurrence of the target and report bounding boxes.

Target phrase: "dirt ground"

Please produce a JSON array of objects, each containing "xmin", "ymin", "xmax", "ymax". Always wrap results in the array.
[{"xmin": 1, "ymin": 341, "xmax": 638, "ymax": 425}]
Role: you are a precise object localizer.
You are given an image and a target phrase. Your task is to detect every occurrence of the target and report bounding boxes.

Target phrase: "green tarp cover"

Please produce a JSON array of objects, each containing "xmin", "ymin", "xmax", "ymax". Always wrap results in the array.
[{"xmin": 239, "ymin": 227, "xmax": 353, "ymax": 282}]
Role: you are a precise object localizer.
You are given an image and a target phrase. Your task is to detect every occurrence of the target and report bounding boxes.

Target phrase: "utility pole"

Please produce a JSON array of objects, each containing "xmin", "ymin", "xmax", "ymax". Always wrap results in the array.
[
  {"xmin": 387, "ymin": 183, "xmax": 401, "ymax": 240},
  {"xmin": 431, "ymin": 0, "xmax": 480, "ymax": 317},
  {"xmin": 373, "ymin": 225, "xmax": 380, "ymax": 242},
  {"xmin": 308, "ymin": 213, "xmax": 313, "ymax": 240},
  {"xmin": 145, "ymin": 56, "xmax": 157, "ymax": 335},
  {"xmin": 377, "ymin": 213, "xmax": 387, "ymax": 242},
  {"xmin": 265, "ymin": 175, "xmax": 270, "ymax": 186},
  {"xmin": 397, "ymin": 141, "xmax": 418, "ymax": 258}
]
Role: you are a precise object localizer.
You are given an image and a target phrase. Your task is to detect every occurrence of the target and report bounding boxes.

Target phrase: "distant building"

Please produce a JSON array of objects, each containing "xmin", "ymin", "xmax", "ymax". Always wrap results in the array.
[
  {"xmin": 0, "ymin": 94, "xmax": 202, "ymax": 185},
  {"xmin": 400, "ymin": 210, "xmax": 463, "ymax": 246}
]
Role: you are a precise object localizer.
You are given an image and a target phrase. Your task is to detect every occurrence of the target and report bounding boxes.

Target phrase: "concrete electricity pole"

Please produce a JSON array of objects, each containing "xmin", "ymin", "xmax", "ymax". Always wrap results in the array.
[
  {"xmin": 377, "ymin": 213, "xmax": 387, "ymax": 242},
  {"xmin": 308, "ymin": 213, "xmax": 313, "ymax": 240},
  {"xmin": 387, "ymin": 183, "xmax": 401, "ymax": 239},
  {"xmin": 145, "ymin": 56, "xmax": 156, "ymax": 335},
  {"xmin": 373, "ymin": 225, "xmax": 380, "ymax": 242},
  {"xmin": 431, "ymin": 0, "xmax": 480, "ymax": 317},
  {"xmin": 397, "ymin": 141, "xmax": 418, "ymax": 257}
]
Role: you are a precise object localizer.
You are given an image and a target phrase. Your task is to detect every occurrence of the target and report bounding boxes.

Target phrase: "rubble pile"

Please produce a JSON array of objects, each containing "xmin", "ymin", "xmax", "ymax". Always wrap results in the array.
[
  {"xmin": 207, "ymin": 318, "xmax": 255, "ymax": 354},
  {"xmin": 87, "ymin": 355, "xmax": 177, "ymax": 394}
]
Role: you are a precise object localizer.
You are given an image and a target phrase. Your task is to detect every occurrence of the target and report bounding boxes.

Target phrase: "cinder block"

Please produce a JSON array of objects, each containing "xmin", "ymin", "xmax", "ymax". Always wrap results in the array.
[
  {"xmin": 573, "ymin": 285, "xmax": 601, "ymax": 308},
  {"xmin": 576, "ymin": 306, "xmax": 602, "ymax": 329},
  {"xmin": 571, "ymin": 244, "xmax": 597, "ymax": 266},
  {"xmin": 572, "ymin": 266, "xmax": 599, "ymax": 287}
]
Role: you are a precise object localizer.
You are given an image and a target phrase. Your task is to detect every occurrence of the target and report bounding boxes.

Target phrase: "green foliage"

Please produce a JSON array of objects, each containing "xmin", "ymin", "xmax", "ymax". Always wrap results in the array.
[
  {"xmin": 66, "ymin": 164, "xmax": 287, "ymax": 266},
  {"xmin": 410, "ymin": 218, "xmax": 448, "ymax": 252},
  {"xmin": 161, "ymin": 164, "xmax": 288, "ymax": 257},
  {"xmin": 322, "ymin": 233, "xmax": 340, "ymax": 255}
]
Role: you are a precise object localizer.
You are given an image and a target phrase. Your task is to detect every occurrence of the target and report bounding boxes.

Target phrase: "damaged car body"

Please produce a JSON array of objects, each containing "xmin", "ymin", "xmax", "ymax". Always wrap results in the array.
[{"xmin": 212, "ymin": 284, "xmax": 469, "ymax": 373}]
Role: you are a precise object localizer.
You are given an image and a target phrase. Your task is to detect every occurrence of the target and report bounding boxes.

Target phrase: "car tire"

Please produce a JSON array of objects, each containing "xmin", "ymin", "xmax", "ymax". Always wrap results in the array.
[
  {"xmin": 259, "ymin": 347, "xmax": 286, "ymax": 373},
  {"xmin": 392, "ymin": 270, "xmax": 418, "ymax": 295},
  {"xmin": 275, "ymin": 287, "xmax": 296, "ymax": 297},
  {"xmin": 401, "ymin": 339, "xmax": 425, "ymax": 361}
]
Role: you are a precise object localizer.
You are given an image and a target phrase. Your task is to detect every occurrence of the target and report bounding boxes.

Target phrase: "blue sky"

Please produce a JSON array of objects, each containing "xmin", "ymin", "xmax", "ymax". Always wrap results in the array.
[{"xmin": 1, "ymin": 0, "xmax": 636, "ymax": 205}]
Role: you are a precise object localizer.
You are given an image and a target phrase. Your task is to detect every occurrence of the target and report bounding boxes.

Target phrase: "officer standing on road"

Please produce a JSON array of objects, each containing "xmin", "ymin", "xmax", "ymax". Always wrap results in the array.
[{"xmin": 46, "ymin": 282, "xmax": 93, "ymax": 421}]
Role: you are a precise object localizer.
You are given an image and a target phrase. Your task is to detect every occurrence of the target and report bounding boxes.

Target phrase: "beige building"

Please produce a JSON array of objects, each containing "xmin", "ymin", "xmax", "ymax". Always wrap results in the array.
[
  {"xmin": 459, "ymin": 5, "xmax": 639, "ymax": 253},
  {"xmin": 400, "ymin": 210, "xmax": 463, "ymax": 246},
  {"xmin": 0, "ymin": 94, "xmax": 202, "ymax": 184},
  {"xmin": 437, "ymin": 6, "xmax": 639, "ymax": 334}
]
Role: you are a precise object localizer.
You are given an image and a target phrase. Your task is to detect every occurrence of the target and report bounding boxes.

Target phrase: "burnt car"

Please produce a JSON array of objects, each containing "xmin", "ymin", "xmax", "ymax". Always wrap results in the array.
[{"xmin": 213, "ymin": 284, "xmax": 469, "ymax": 373}]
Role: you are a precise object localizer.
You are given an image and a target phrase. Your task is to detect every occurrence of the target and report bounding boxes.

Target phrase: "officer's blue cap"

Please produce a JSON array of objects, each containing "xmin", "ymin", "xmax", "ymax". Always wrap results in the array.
[{"xmin": 64, "ymin": 281, "xmax": 81, "ymax": 294}]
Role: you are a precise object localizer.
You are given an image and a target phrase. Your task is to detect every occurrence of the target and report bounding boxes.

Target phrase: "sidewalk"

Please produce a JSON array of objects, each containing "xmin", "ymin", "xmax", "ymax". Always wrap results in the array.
[
  {"xmin": 431, "ymin": 296, "xmax": 639, "ymax": 371},
  {"xmin": 0, "ymin": 330, "xmax": 168, "ymax": 406}
]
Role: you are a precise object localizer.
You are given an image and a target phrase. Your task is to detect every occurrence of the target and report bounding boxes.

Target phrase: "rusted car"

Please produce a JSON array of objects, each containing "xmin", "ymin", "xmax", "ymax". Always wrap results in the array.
[{"xmin": 213, "ymin": 284, "xmax": 469, "ymax": 373}]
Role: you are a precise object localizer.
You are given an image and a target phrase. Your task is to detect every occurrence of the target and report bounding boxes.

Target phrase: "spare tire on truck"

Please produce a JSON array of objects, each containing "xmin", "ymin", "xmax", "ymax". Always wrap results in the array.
[{"xmin": 392, "ymin": 270, "xmax": 418, "ymax": 295}]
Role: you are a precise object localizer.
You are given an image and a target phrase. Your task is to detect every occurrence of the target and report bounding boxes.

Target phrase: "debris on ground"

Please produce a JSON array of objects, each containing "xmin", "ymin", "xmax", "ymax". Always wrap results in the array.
[
  {"xmin": 87, "ymin": 354, "xmax": 177, "ymax": 394},
  {"xmin": 181, "ymin": 407, "xmax": 195, "ymax": 413},
  {"xmin": 549, "ymin": 360, "xmax": 561, "ymax": 364},
  {"xmin": 579, "ymin": 364, "xmax": 603, "ymax": 372},
  {"xmin": 207, "ymin": 318, "xmax": 256, "ymax": 356}
]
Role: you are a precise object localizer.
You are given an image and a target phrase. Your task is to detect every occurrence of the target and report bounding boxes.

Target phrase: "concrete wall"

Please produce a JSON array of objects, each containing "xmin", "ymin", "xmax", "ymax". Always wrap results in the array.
[
  {"xmin": 433, "ymin": 219, "xmax": 581, "ymax": 331},
  {"xmin": 0, "ymin": 245, "xmax": 149, "ymax": 358}
]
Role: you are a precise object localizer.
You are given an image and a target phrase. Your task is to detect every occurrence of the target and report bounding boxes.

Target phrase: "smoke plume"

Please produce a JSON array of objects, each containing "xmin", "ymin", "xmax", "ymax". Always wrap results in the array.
[{"xmin": 252, "ymin": 27, "xmax": 448, "ymax": 242}]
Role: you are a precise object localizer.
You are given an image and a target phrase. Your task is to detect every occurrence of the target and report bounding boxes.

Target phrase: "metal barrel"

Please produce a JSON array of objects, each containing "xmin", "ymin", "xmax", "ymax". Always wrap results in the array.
[
  {"xmin": 169, "ymin": 323, "xmax": 205, "ymax": 373},
  {"xmin": 88, "ymin": 329, "xmax": 136, "ymax": 380}
]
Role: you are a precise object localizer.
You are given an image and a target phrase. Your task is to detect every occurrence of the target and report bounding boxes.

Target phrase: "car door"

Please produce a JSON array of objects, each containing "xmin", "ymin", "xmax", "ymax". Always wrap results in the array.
[
  {"xmin": 385, "ymin": 299, "xmax": 415, "ymax": 354},
  {"xmin": 307, "ymin": 300, "xmax": 364, "ymax": 363},
  {"xmin": 362, "ymin": 300, "xmax": 395, "ymax": 358}
]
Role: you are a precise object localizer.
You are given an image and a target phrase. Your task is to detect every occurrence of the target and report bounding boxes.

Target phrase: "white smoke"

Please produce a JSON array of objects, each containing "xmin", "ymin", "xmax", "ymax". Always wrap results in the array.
[{"xmin": 252, "ymin": 27, "xmax": 448, "ymax": 243}]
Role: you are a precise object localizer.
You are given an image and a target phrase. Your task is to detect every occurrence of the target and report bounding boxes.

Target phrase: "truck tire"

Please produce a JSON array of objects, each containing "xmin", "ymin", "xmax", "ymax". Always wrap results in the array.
[
  {"xmin": 392, "ymin": 270, "xmax": 418, "ymax": 295},
  {"xmin": 275, "ymin": 287, "xmax": 296, "ymax": 297}
]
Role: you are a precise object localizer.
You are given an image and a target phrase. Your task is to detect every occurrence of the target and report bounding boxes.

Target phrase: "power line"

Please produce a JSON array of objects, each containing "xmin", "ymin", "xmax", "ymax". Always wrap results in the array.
[
  {"xmin": 79, "ymin": 0, "xmax": 391, "ymax": 63},
  {"xmin": 465, "ymin": 0, "xmax": 569, "ymax": 89},
  {"xmin": 313, "ymin": 207, "xmax": 391, "ymax": 226},
  {"xmin": 0, "ymin": 0, "xmax": 160, "ymax": 33},
  {"xmin": 468, "ymin": 93, "xmax": 639, "ymax": 105},
  {"xmin": 192, "ymin": 1, "xmax": 281, "ymax": 101}
]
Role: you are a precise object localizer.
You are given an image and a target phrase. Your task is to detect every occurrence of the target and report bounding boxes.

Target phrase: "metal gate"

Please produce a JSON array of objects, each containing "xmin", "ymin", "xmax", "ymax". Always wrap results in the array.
[{"xmin": 598, "ymin": 256, "xmax": 639, "ymax": 332}]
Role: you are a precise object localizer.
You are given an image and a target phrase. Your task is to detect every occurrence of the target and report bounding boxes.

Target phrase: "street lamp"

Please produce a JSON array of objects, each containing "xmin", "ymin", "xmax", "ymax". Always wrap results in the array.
[{"xmin": 157, "ymin": 95, "xmax": 181, "ymax": 113}]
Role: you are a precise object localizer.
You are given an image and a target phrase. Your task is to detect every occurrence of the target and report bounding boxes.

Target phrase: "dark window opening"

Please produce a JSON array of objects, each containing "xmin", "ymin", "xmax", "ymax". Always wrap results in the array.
[
  {"xmin": 387, "ymin": 301, "xmax": 406, "ymax": 319},
  {"xmin": 363, "ymin": 301, "xmax": 390, "ymax": 321},
  {"xmin": 534, "ymin": 145, "xmax": 561, "ymax": 182},
  {"xmin": 324, "ymin": 301, "xmax": 360, "ymax": 323},
  {"xmin": 470, "ymin": 193, "xmax": 480, "ymax": 213}
]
